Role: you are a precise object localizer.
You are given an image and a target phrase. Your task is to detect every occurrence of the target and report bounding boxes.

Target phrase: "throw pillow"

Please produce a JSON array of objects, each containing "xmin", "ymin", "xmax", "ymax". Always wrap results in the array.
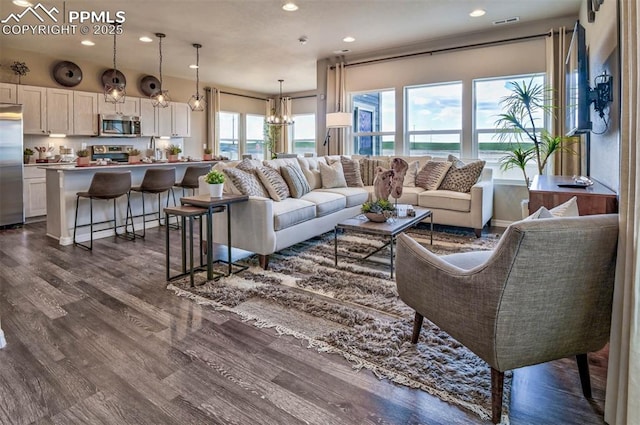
[
  {"xmin": 222, "ymin": 168, "xmax": 269, "ymax": 198},
  {"xmin": 403, "ymin": 160, "xmax": 420, "ymax": 187},
  {"xmin": 447, "ymin": 154, "xmax": 466, "ymax": 168},
  {"xmin": 340, "ymin": 156, "xmax": 364, "ymax": 187},
  {"xmin": 549, "ymin": 196, "xmax": 580, "ymax": 217},
  {"xmin": 523, "ymin": 206, "xmax": 554, "ymax": 220},
  {"xmin": 212, "ymin": 161, "xmax": 242, "ymax": 194},
  {"xmin": 439, "ymin": 159, "xmax": 486, "ymax": 193},
  {"xmin": 319, "ymin": 161, "xmax": 347, "ymax": 189},
  {"xmin": 281, "ymin": 163, "xmax": 311, "ymax": 198},
  {"xmin": 297, "ymin": 157, "xmax": 325, "ymax": 189},
  {"xmin": 360, "ymin": 158, "xmax": 390, "ymax": 186},
  {"xmin": 255, "ymin": 165, "xmax": 290, "ymax": 202},
  {"xmin": 235, "ymin": 157, "xmax": 262, "ymax": 172},
  {"xmin": 415, "ymin": 161, "xmax": 452, "ymax": 190}
]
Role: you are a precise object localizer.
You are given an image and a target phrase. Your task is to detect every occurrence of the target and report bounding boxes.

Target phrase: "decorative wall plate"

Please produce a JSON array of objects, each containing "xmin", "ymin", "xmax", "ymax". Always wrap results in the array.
[
  {"xmin": 52, "ymin": 61, "xmax": 83, "ymax": 87},
  {"xmin": 140, "ymin": 75, "xmax": 161, "ymax": 96},
  {"xmin": 101, "ymin": 68, "xmax": 127, "ymax": 87}
]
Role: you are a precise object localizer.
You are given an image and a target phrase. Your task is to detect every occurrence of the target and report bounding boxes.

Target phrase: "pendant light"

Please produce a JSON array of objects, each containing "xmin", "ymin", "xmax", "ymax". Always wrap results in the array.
[
  {"xmin": 104, "ymin": 22, "xmax": 125, "ymax": 104},
  {"xmin": 266, "ymin": 79, "xmax": 294, "ymax": 126},
  {"xmin": 188, "ymin": 43, "xmax": 205, "ymax": 112},
  {"xmin": 151, "ymin": 33, "xmax": 170, "ymax": 108}
]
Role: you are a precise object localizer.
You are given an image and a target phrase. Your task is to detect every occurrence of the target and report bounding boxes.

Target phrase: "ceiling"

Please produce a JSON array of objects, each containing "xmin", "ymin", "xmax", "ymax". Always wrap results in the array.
[{"xmin": 0, "ymin": 0, "xmax": 582, "ymax": 95}]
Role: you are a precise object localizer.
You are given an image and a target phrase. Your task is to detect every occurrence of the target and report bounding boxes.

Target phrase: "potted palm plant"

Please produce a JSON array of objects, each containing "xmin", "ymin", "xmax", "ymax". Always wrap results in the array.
[
  {"xmin": 204, "ymin": 169, "xmax": 225, "ymax": 197},
  {"xmin": 166, "ymin": 144, "xmax": 182, "ymax": 162},
  {"xmin": 495, "ymin": 79, "xmax": 572, "ymax": 187},
  {"xmin": 76, "ymin": 149, "xmax": 90, "ymax": 167},
  {"xmin": 128, "ymin": 148, "xmax": 141, "ymax": 164}
]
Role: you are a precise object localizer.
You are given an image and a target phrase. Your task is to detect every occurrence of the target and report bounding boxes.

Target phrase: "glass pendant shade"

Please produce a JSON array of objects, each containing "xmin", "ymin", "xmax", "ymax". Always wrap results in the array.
[
  {"xmin": 188, "ymin": 43, "xmax": 206, "ymax": 111},
  {"xmin": 266, "ymin": 80, "xmax": 294, "ymax": 126},
  {"xmin": 151, "ymin": 33, "xmax": 170, "ymax": 108},
  {"xmin": 104, "ymin": 24, "xmax": 125, "ymax": 104}
]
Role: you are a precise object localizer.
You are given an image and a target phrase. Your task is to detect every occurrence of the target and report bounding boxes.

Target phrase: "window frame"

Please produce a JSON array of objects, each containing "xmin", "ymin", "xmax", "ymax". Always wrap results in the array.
[
  {"xmin": 350, "ymin": 88, "xmax": 396, "ymax": 156},
  {"xmin": 289, "ymin": 113, "xmax": 316, "ymax": 156}
]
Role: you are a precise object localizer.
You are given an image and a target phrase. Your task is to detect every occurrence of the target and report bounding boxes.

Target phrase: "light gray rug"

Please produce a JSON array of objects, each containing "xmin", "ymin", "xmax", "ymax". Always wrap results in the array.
[{"xmin": 168, "ymin": 225, "xmax": 510, "ymax": 423}]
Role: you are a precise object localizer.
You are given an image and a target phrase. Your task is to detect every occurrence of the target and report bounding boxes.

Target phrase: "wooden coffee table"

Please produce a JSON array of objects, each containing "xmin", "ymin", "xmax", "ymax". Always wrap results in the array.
[{"xmin": 334, "ymin": 207, "xmax": 432, "ymax": 278}]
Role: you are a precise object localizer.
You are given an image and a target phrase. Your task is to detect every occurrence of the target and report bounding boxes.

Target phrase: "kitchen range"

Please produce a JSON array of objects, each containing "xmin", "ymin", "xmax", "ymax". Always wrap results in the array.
[{"xmin": 91, "ymin": 145, "xmax": 133, "ymax": 163}]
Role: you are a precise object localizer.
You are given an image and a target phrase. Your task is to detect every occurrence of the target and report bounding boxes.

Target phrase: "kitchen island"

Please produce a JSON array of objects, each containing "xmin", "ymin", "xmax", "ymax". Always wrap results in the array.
[{"xmin": 43, "ymin": 161, "xmax": 216, "ymax": 246}]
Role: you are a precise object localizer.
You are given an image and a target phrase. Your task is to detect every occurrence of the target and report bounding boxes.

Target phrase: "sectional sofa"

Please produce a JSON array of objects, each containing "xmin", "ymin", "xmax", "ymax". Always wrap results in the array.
[{"xmin": 201, "ymin": 155, "xmax": 493, "ymax": 268}]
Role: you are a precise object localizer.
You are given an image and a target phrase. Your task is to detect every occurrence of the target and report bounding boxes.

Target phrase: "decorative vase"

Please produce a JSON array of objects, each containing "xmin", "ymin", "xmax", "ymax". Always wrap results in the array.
[
  {"xmin": 76, "ymin": 156, "xmax": 90, "ymax": 167},
  {"xmin": 128, "ymin": 155, "xmax": 140, "ymax": 164},
  {"xmin": 23, "ymin": 155, "xmax": 32, "ymax": 164},
  {"xmin": 168, "ymin": 154, "xmax": 179, "ymax": 162},
  {"xmin": 208, "ymin": 183, "xmax": 224, "ymax": 198},
  {"xmin": 364, "ymin": 212, "xmax": 388, "ymax": 223},
  {"xmin": 203, "ymin": 153, "xmax": 213, "ymax": 161}
]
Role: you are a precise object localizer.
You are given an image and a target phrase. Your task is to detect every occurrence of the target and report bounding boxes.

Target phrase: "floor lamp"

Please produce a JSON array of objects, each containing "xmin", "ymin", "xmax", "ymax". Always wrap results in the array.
[{"xmin": 324, "ymin": 112, "xmax": 351, "ymax": 155}]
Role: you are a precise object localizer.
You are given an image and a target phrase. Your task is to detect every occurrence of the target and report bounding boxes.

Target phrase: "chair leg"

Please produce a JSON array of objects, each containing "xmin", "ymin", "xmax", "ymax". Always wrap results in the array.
[
  {"xmin": 411, "ymin": 312, "xmax": 423, "ymax": 344},
  {"xmin": 576, "ymin": 353, "xmax": 592, "ymax": 398},
  {"xmin": 491, "ymin": 368, "xmax": 504, "ymax": 424}
]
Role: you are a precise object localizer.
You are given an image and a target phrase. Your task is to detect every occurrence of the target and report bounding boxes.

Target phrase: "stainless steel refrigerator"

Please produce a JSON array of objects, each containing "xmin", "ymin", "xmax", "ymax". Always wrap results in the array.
[{"xmin": 0, "ymin": 104, "xmax": 24, "ymax": 227}]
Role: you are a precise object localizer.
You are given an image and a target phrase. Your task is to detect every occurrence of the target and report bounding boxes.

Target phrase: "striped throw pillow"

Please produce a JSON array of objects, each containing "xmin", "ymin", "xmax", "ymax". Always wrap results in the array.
[
  {"xmin": 255, "ymin": 166, "xmax": 290, "ymax": 201},
  {"xmin": 223, "ymin": 168, "xmax": 269, "ymax": 198},
  {"xmin": 281, "ymin": 163, "xmax": 311, "ymax": 198},
  {"xmin": 360, "ymin": 158, "xmax": 390, "ymax": 186},
  {"xmin": 340, "ymin": 156, "xmax": 364, "ymax": 187},
  {"xmin": 416, "ymin": 161, "xmax": 452, "ymax": 190}
]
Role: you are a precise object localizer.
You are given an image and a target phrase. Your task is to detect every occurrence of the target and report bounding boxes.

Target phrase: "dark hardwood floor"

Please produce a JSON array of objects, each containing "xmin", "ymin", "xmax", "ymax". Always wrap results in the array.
[{"xmin": 0, "ymin": 222, "xmax": 607, "ymax": 425}]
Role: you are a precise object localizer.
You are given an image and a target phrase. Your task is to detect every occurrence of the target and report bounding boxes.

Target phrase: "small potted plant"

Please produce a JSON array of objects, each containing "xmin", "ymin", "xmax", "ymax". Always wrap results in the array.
[
  {"xmin": 128, "ymin": 148, "xmax": 141, "ymax": 164},
  {"xmin": 204, "ymin": 169, "xmax": 225, "ymax": 197},
  {"xmin": 23, "ymin": 148, "xmax": 34, "ymax": 164},
  {"xmin": 361, "ymin": 199, "xmax": 396, "ymax": 222},
  {"xmin": 166, "ymin": 144, "xmax": 182, "ymax": 162},
  {"xmin": 76, "ymin": 149, "xmax": 90, "ymax": 167},
  {"xmin": 203, "ymin": 146, "xmax": 213, "ymax": 161}
]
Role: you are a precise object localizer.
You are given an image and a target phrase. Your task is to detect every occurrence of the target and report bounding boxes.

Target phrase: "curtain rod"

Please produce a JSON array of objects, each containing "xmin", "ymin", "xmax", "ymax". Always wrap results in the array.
[
  {"xmin": 205, "ymin": 87, "xmax": 267, "ymax": 101},
  {"xmin": 333, "ymin": 31, "xmax": 554, "ymax": 69},
  {"xmin": 292, "ymin": 94, "xmax": 317, "ymax": 100}
]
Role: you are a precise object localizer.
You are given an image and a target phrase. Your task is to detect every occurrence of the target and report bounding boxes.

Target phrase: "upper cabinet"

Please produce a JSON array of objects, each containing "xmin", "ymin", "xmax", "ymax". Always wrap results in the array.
[
  {"xmin": 0, "ymin": 83, "xmax": 17, "ymax": 103},
  {"xmin": 72, "ymin": 91, "xmax": 98, "ymax": 136},
  {"xmin": 172, "ymin": 103, "xmax": 191, "ymax": 138},
  {"xmin": 140, "ymin": 98, "xmax": 158, "ymax": 137},
  {"xmin": 17, "ymin": 85, "xmax": 47, "ymax": 134},
  {"xmin": 143, "ymin": 101, "xmax": 191, "ymax": 138},
  {"xmin": 46, "ymin": 88, "xmax": 74, "ymax": 135},
  {"xmin": 98, "ymin": 96, "xmax": 140, "ymax": 116}
]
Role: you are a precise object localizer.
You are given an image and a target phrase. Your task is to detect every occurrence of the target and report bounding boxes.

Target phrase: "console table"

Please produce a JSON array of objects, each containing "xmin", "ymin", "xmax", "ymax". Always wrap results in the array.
[{"xmin": 528, "ymin": 175, "xmax": 618, "ymax": 216}]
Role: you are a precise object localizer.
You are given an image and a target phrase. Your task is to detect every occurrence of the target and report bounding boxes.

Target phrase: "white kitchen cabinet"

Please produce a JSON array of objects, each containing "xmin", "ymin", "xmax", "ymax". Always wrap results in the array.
[
  {"xmin": 73, "ymin": 91, "xmax": 99, "ymax": 135},
  {"xmin": 98, "ymin": 96, "xmax": 140, "ymax": 116},
  {"xmin": 23, "ymin": 166, "xmax": 46, "ymax": 218},
  {"xmin": 46, "ymin": 88, "xmax": 74, "ymax": 135},
  {"xmin": 0, "ymin": 83, "xmax": 17, "ymax": 103},
  {"xmin": 139, "ymin": 98, "xmax": 158, "ymax": 136},
  {"xmin": 157, "ymin": 102, "xmax": 191, "ymax": 137},
  {"xmin": 17, "ymin": 85, "xmax": 47, "ymax": 134}
]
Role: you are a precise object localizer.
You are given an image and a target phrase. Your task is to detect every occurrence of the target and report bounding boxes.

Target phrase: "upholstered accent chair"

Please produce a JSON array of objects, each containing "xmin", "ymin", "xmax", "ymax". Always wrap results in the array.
[{"xmin": 395, "ymin": 214, "xmax": 619, "ymax": 424}]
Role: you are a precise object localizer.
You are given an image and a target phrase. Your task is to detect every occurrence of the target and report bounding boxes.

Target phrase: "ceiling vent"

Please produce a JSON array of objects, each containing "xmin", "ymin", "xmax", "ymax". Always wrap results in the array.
[{"xmin": 493, "ymin": 16, "xmax": 520, "ymax": 25}]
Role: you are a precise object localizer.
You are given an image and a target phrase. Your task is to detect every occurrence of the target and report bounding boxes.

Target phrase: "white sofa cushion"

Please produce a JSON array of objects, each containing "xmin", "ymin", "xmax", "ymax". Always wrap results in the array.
[
  {"xmin": 317, "ymin": 187, "xmax": 368, "ymax": 207},
  {"xmin": 418, "ymin": 189, "xmax": 471, "ymax": 212},
  {"xmin": 272, "ymin": 198, "xmax": 316, "ymax": 231},
  {"xmin": 392, "ymin": 186, "xmax": 426, "ymax": 206},
  {"xmin": 301, "ymin": 191, "xmax": 346, "ymax": 216}
]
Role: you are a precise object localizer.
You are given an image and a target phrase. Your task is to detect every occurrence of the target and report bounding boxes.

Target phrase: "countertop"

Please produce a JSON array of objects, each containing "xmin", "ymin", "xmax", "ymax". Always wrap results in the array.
[{"xmin": 40, "ymin": 160, "xmax": 218, "ymax": 171}]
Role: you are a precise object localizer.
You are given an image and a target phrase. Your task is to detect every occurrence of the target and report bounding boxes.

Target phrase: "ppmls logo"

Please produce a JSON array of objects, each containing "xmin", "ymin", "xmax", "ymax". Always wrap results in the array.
[{"xmin": 2, "ymin": 3, "xmax": 126, "ymax": 36}]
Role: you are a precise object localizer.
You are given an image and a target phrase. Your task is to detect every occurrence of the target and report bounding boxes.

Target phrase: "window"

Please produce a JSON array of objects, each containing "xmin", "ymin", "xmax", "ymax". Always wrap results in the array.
[
  {"xmin": 405, "ymin": 82, "xmax": 462, "ymax": 157},
  {"xmin": 289, "ymin": 113, "xmax": 316, "ymax": 155},
  {"xmin": 351, "ymin": 89, "xmax": 395, "ymax": 156},
  {"xmin": 474, "ymin": 73, "xmax": 545, "ymax": 179},
  {"xmin": 219, "ymin": 111, "xmax": 239, "ymax": 160},
  {"xmin": 246, "ymin": 114, "xmax": 265, "ymax": 160}
]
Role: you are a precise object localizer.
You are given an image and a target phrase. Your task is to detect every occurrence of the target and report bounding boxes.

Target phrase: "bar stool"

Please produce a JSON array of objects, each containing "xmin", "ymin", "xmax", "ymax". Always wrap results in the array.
[
  {"xmin": 73, "ymin": 171, "xmax": 135, "ymax": 250},
  {"xmin": 175, "ymin": 165, "xmax": 211, "ymax": 196},
  {"xmin": 130, "ymin": 167, "xmax": 177, "ymax": 238},
  {"xmin": 164, "ymin": 205, "xmax": 225, "ymax": 287}
]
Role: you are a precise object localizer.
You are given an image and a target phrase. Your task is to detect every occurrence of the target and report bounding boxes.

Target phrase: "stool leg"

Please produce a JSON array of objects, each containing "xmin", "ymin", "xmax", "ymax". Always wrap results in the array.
[
  {"xmin": 199, "ymin": 214, "xmax": 204, "ymax": 267},
  {"xmin": 73, "ymin": 195, "xmax": 80, "ymax": 246},
  {"xmin": 158, "ymin": 193, "xmax": 163, "ymax": 226},
  {"xmin": 189, "ymin": 216, "xmax": 195, "ymax": 287},
  {"xmin": 113, "ymin": 198, "xmax": 117, "ymax": 239},
  {"xmin": 165, "ymin": 211, "xmax": 170, "ymax": 281},
  {"xmin": 181, "ymin": 216, "xmax": 187, "ymax": 273},
  {"xmin": 126, "ymin": 192, "xmax": 135, "ymax": 238}
]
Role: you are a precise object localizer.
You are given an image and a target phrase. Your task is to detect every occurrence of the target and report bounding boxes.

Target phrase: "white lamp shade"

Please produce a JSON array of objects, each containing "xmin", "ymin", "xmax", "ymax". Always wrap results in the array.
[{"xmin": 326, "ymin": 112, "xmax": 351, "ymax": 128}]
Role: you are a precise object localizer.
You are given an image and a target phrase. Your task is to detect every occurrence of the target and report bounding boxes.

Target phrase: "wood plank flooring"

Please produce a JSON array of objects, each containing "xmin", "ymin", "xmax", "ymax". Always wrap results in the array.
[{"xmin": 0, "ymin": 222, "xmax": 608, "ymax": 424}]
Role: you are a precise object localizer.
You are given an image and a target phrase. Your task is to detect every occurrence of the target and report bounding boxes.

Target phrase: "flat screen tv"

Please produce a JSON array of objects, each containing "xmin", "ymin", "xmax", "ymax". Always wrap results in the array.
[{"xmin": 565, "ymin": 20, "xmax": 592, "ymax": 135}]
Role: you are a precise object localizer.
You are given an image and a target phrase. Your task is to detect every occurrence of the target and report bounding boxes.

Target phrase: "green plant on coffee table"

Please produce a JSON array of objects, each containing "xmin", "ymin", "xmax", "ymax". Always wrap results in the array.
[
  {"xmin": 76, "ymin": 149, "xmax": 90, "ymax": 157},
  {"xmin": 205, "ymin": 169, "xmax": 225, "ymax": 185},
  {"xmin": 361, "ymin": 198, "xmax": 395, "ymax": 214},
  {"xmin": 24, "ymin": 148, "xmax": 34, "ymax": 156},
  {"xmin": 166, "ymin": 144, "xmax": 182, "ymax": 155}
]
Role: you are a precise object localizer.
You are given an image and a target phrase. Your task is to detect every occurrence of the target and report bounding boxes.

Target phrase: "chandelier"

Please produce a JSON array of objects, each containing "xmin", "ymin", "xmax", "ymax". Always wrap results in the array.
[
  {"xmin": 266, "ymin": 79, "xmax": 294, "ymax": 126},
  {"xmin": 188, "ymin": 43, "xmax": 205, "ymax": 112},
  {"xmin": 104, "ymin": 23, "xmax": 125, "ymax": 104},
  {"xmin": 151, "ymin": 33, "xmax": 170, "ymax": 108}
]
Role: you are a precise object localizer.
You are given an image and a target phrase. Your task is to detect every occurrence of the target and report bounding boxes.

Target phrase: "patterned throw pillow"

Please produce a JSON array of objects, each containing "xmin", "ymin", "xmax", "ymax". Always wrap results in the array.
[
  {"xmin": 360, "ymin": 158, "xmax": 390, "ymax": 186},
  {"xmin": 255, "ymin": 166, "xmax": 290, "ymax": 202},
  {"xmin": 235, "ymin": 157, "xmax": 261, "ymax": 172},
  {"xmin": 222, "ymin": 168, "xmax": 269, "ymax": 198},
  {"xmin": 340, "ymin": 156, "xmax": 364, "ymax": 187},
  {"xmin": 416, "ymin": 161, "xmax": 452, "ymax": 190},
  {"xmin": 319, "ymin": 161, "xmax": 347, "ymax": 188},
  {"xmin": 281, "ymin": 163, "xmax": 311, "ymax": 198},
  {"xmin": 438, "ymin": 159, "xmax": 486, "ymax": 193}
]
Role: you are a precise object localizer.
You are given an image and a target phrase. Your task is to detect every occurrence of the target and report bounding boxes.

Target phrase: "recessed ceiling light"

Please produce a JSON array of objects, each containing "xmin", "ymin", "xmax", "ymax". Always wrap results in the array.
[
  {"xmin": 12, "ymin": 0, "xmax": 33, "ymax": 7},
  {"xmin": 343, "ymin": 36, "xmax": 355, "ymax": 43},
  {"xmin": 81, "ymin": 40, "xmax": 95, "ymax": 46},
  {"xmin": 282, "ymin": 2, "xmax": 298, "ymax": 11},
  {"xmin": 470, "ymin": 9, "xmax": 486, "ymax": 17},
  {"xmin": 139, "ymin": 36, "xmax": 153, "ymax": 43},
  {"xmin": 189, "ymin": 64, "xmax": 198, "ymax": 69}
]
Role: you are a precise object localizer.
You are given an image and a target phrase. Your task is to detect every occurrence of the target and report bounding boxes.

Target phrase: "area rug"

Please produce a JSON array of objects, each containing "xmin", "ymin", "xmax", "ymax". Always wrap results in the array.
[{"xmin": 167, "ymin": 224, "xmax": 510, "ymax": 423}]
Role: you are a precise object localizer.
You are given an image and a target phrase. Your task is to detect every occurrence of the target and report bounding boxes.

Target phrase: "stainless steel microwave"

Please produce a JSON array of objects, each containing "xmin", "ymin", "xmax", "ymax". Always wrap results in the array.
[{"xmin": 98, "ymin": 114, "xmax": 141, "ymax": 137}]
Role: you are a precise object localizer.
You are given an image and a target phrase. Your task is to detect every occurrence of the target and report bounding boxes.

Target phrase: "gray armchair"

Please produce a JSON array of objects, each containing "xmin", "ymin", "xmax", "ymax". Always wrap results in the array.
[{"xmin": 395, "ymin": 214, "xmax": 618, "ymax": 424}]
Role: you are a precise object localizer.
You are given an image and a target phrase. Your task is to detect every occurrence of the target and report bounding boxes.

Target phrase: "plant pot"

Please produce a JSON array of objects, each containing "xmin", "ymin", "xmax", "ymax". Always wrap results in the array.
[
  {"xmin": 168, "ymin": 154, "xmax": 179, "ymax": 162},
  {"xmin": 203, "ymin": 154, "xmax": 213, "ymax": 161},
  {"xmin": 76, "ymin": 156, "xmax": 90, "ymax": 167},
  {"xmin": 208, "ymin": 183, "xmax": 224, "ymax": 198},
  {"xmin": 128, "ymin": 155, "xmax": 140, "ymax": 164},
  {"xmin": 23, "ymin": 155, "xmax": 32, "ymax": 164},
  {"xmin": 364, "ymin": 212, "xmax": 388, "ymax": 223}
]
